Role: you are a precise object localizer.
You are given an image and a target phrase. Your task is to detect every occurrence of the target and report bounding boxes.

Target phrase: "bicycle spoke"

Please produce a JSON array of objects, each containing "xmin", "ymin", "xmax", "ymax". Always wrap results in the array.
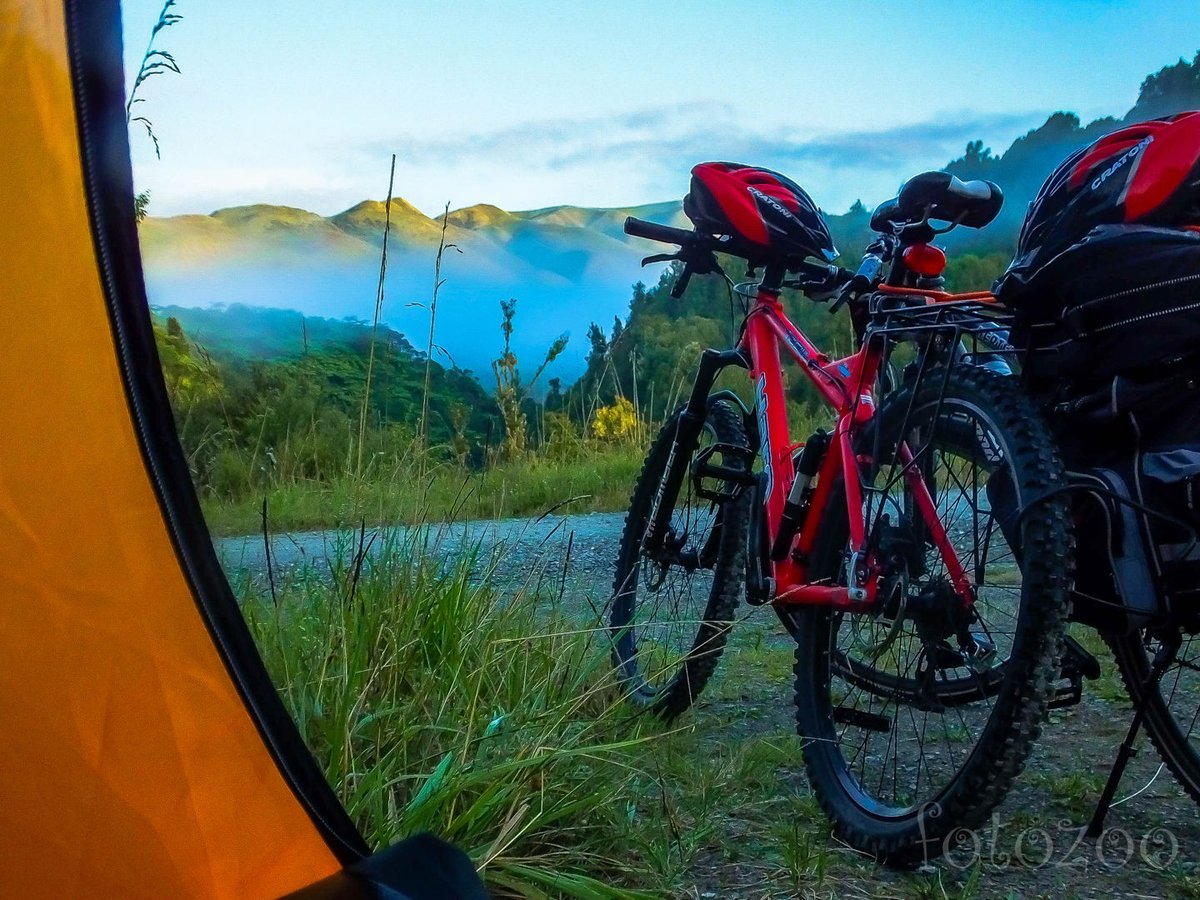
[
  {"xmin": 799, "ymin": 368, "xmax": 1071, "ymax": 857},
  {"xmin": 611, "ymin": 400, "xmax": 751, "ymax": 717}
]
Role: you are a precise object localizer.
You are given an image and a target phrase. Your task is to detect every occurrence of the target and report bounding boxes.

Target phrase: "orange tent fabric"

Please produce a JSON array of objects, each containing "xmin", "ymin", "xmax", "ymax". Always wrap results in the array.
[{"xmin": 0, "ymin": 2, "xmax": 360, "ymax": 895}]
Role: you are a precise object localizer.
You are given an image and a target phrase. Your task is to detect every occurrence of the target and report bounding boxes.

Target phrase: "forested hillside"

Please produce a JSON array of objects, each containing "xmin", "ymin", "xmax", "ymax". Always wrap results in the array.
[
  {"xmin": 153, "ymin": 308, "xmax": 499, "ymax": 497},
  {"xmin": 562, "ymin": 52, "xmax": 1200, "ymax": 420}
]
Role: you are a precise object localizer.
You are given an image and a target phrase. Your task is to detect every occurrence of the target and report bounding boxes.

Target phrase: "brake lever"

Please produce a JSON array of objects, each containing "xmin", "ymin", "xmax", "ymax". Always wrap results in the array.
[
  {"xmin": 829, "ymin": 282, "xmax": 855, "ymax": 314},
  {"xmin": 671, "ymin": 264, "xmax": 693, "ymax": 298},
  {"xmin": 641, "ymin": 252, "xmax": 680, "ymax": 267},
  {"xmin": 831, "ymin": 272, "xmax": 878, "ymax": 313}
]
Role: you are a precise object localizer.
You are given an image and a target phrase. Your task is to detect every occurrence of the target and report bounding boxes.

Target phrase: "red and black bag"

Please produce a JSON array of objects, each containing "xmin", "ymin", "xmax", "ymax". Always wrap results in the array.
[
  {"xmin": 997, "ymin": 111, "xmax": 1200, "ymax": 303},
  {"xmin": 994, "ymin": 113, "xmax": 1200, "ymax": 626}
]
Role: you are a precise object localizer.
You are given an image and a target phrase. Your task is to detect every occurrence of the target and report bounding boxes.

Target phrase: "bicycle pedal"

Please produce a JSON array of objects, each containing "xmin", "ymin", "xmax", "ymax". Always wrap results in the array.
[
  {"xmin": 1048, "ymin": 636, "xmax": 1099, "ymax": 710},
  {"xmin": 692, "ymin": 442, "xmax": 756, "ymax": 502},
  {"xmin": 1048, "ymin": 671, "xmax": 1084, "ymax": 709},
  {"xmin": 1061, "ymin": 634, "xmax": 1101, "ymax": 681},
  {"xmin": 832, "ymin": 706, "xmax": 891, "ymax": 733}
]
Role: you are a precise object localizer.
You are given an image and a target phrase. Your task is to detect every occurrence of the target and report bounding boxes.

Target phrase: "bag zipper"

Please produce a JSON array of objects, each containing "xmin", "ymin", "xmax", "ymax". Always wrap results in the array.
[
  {"xmin": 1084, "ymin": 298, "xmax": 1200, "ymax": 336},
  {"xmin": 1075, "ymin": 270, "xmax": 1200, "ymax": 311}
]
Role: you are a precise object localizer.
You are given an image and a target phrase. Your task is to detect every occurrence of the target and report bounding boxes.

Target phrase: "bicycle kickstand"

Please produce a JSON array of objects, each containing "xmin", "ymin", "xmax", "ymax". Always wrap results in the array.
[{"xmin": 1086, "ymin": 632, "xmax": 1181, "ymax": 838}]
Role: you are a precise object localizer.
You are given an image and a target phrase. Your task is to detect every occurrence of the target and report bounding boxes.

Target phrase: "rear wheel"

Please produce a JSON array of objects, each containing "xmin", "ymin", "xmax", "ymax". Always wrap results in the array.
[
  {"xmin": 1108, "ymin": 626, "xmax": 1200, "ymax": 804},
  {"xmin": 791, "ymin": 367, "xmax": 1074, "ymax": 863},
  {"xmin": 610, "ymin": 399, "xmax": 752, "ymax": 720}
]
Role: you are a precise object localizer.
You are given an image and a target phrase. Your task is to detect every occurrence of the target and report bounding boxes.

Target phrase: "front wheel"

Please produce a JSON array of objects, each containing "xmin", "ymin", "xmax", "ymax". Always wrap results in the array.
[
  {"xmin": 610, "ymin": 399, "xmax": 752, "ymax": 720},
  {"xmin": 791, "ymin": 367, "xmax": 1074, "ymax": 863}
]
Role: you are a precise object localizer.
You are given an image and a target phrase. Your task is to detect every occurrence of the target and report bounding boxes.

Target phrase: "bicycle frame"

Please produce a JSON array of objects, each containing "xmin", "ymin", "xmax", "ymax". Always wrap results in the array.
[{"xmin": 740, "ymin": 285, "xmax": 973, "ymax": 610}]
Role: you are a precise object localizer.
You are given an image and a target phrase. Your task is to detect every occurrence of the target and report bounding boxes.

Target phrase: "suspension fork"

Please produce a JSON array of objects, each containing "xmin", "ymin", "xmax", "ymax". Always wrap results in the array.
[{"xmin": 643, "ymin": 348, "xmax": 750, "ymax": 554}]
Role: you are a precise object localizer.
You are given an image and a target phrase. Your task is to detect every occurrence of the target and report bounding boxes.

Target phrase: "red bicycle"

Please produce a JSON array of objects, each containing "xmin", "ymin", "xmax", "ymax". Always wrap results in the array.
[{"xmin": 609, "ymin": 164, "xmax": 1074, "ymax": 861}]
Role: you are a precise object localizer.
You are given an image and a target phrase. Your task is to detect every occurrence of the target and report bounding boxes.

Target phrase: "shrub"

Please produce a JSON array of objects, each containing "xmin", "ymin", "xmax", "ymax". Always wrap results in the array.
[{"xmin": 591, "ymin": 397, "xmax": 637, "ymax": 442}]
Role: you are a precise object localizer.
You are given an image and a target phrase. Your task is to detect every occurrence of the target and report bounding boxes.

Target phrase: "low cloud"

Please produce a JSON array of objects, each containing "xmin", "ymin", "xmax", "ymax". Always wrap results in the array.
[
  {"xmin": 364, "ymin": 105, "xmax": 1041, "ymax": 170},
  {"xmin": 145, "ymin": 105, "xmax": 1049, "ymax": 217},
  {"xmin": 351, "ymin": 105, "xmax": 1048, "ymax": 213},
  {"xmin": 361, "ymin": 102, "xmax": 732, "ymax": 162}
]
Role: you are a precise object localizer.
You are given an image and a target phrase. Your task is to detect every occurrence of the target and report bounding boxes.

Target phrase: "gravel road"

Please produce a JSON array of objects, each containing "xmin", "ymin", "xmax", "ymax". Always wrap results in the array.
[{"xmin": 216, "ymin": 510, "xmax": 627, "ymax": 611}]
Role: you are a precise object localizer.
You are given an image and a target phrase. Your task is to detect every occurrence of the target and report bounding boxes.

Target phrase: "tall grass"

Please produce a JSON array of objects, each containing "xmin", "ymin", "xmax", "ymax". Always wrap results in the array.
[
  {"xmin": 356, "ymin": 155, "xmax": 397, "ymax": 478},
  {"xmin": 202, "ymin": 441, "xmax": 644, "ymax": 535},
  {"xmin": 237, "ymin": 527, "xmax": 660, "ymax": 897},
  {"xmin": 125, "ymin": 0, "xmax": 182, "ymax": 160},
  {"xmin": 418, "ymin": 202, "xmax": 459, "ymax": 459}
]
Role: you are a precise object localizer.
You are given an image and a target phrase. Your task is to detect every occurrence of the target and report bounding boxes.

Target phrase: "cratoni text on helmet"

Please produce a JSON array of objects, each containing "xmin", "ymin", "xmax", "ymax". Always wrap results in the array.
[{"xmin": 1092, "ymin": 136, "xmax": 1154, "ymax": 191}]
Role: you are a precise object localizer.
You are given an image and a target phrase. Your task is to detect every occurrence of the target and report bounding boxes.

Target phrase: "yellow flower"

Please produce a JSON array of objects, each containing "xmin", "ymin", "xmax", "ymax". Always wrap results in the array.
[{"xmin": 592, "ymin": 397, "xmax": 636, "ymax": 441}]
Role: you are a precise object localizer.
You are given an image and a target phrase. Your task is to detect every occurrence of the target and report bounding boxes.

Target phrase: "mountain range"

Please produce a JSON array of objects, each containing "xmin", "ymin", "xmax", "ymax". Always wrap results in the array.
[
  {"xmin": 139, "ymin": 51, "xmax": 1200, "ymax": 382},
  {"xmin": 140, "ymin": 196, "xmax": 692, "ymax": 380}
]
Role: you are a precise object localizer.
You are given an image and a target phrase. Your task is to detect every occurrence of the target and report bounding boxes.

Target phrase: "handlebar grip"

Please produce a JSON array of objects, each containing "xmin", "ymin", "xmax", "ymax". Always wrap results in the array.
[
  {"xmin": 792, "ymin": 261, "xmax": 851, "ymax": 285},
  {"xmin": 789, "ymin": 262, "xmax": 851, "ymax": 301},
  {"xmin": 624, "ymin": 216, "xmax": 697, "ymax": 246}
]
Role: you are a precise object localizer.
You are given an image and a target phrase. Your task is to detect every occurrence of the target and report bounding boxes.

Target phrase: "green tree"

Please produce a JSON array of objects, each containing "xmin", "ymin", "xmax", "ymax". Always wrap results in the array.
[
  {"xmin": 491, "ymin": 299, "xmax": 567, "ymax": 460},
  {"xmin": 1131, "ymin": 51, "xmax": 1200, "ymax": 121}
]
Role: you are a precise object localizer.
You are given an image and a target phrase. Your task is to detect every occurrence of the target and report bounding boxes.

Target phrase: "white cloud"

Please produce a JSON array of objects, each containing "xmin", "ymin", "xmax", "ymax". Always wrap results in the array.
[{"xmin": 135, "ymin": 104, "xmax": 1050, "ymax": 217}]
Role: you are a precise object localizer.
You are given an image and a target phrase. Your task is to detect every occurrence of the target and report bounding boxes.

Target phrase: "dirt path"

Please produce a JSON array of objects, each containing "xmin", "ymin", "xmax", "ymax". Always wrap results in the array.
[{"xmin": 216, "ymin": 510, "xmax": 622, "ymax": 601}]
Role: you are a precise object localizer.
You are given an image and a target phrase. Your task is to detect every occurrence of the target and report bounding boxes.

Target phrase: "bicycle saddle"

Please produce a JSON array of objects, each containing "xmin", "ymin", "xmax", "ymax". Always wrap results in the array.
[{"xmin": 871, "ymin": 172, "xmax": 1004, "ymax": 232}]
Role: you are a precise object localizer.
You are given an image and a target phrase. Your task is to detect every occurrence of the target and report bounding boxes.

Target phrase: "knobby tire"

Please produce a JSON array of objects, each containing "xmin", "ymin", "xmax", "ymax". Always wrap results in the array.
[{"xmin": 790, "ymin": 367, "xmax": 1074, "ymax": 863}]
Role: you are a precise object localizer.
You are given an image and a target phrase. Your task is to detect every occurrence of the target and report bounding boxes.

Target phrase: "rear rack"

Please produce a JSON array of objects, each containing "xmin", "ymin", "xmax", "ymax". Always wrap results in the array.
[{"xmin": 865, "ymin": 292, "xmax": 1015, "ymax": 362}]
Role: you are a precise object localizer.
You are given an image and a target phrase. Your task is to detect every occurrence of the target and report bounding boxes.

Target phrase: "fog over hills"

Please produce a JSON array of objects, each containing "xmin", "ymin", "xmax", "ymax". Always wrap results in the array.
[{"xmin": 140, "ymin": 195, "xmax": 692, "ymax": 381}]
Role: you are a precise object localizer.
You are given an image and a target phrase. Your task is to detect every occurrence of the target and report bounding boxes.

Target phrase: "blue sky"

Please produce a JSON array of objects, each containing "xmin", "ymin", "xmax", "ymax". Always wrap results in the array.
[{"xmin": 121, "ymin": 0, "xmax": 1200, "ymax": 218}]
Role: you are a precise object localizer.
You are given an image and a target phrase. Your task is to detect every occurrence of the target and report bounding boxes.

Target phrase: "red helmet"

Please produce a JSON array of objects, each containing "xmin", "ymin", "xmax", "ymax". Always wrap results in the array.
[
  {"xmin": 683, "ymin": 162, "xmax": 837, "ymax": 262},
  {"xmin": 1000, "ymin": 112, "xmax": 1200, "ymax": 295}
]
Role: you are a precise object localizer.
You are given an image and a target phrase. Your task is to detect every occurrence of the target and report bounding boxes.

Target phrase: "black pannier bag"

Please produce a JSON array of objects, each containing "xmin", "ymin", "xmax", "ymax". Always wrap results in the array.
[
  {"xmin": 996, "ymin": 225, "xmax": 1200, "ymax": 630},
  {"xmin": 987, "ymin": 370, "xmax": 1200, "ymax": 632},
  {"xmin": 993, "ymin": 111, "xmax": 1200, "ymax": 391},
  {"xmin": 1002, "ymin": 364, "xmax": 1200, "ymax": 632},
  {"xmin": 1070, "ymin": 370, "xmax": 1200, "ymax": 628},
  {"xmin": 1004, "ymin": 224, "xmax": 1200, "ymax": 394}
]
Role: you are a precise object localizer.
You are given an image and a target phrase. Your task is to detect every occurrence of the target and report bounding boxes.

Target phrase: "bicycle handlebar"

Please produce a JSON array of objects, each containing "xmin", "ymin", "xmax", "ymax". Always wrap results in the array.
[
  {"xmin": 625, "ymin": 216, "xmax": 857, "ymax": 302},
  {"xmin": 624, "ymin": 216, "xmax": 704, "ymax": 248}
]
